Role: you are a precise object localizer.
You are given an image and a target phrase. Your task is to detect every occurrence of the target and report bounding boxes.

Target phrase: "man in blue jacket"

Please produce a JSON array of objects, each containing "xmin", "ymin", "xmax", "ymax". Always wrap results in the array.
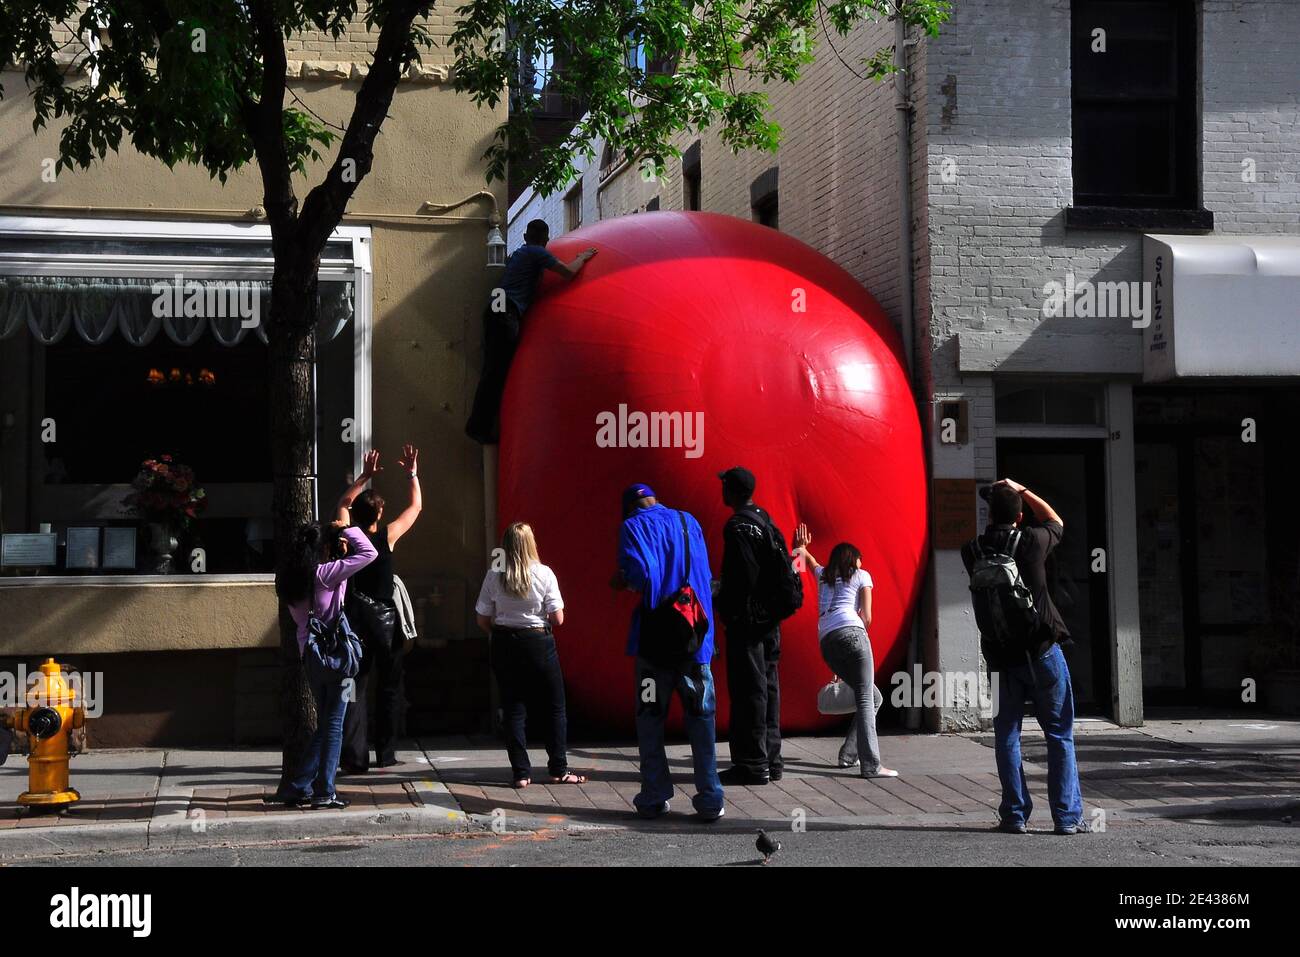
[{"xmin": 611, "ymin": 483, "xmax": 726, "ymax": 822}]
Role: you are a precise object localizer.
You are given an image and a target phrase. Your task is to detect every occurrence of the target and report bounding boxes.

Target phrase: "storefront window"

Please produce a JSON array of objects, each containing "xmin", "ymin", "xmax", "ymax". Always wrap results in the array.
[
  {"xmin": 0, "ymin": 219, "xmax": 370, "ymax": 579},
  {"xmin": 995, "ymin": 383, "xmax": 1103, "ymax": 426}
]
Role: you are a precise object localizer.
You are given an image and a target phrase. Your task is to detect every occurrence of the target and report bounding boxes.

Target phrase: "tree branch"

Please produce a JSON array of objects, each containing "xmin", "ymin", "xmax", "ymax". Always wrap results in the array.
[
  {"xmin": 296, "ymin": 1, "xmax": 426, "ymax": 258},
  {"xmin": 247, "ymin": 0, "xmax": 298, "ymax": 240}
]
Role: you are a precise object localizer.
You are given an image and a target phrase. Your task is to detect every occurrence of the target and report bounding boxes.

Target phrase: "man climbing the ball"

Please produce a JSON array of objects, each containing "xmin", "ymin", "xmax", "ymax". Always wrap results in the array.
[{"xmin": 465, "ymin": 218, "xmax": 597, "ymax": 445}]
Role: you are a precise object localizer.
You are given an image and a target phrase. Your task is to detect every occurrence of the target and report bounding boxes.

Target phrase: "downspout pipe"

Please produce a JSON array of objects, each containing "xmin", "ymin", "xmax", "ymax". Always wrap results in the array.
[
  {"xmin": 894, "ymin": 15, "xmax": 916, "ymax": 382},
  {"xmin": 894, "ymin": 13, "xmax": 926, "ymax": 732}
]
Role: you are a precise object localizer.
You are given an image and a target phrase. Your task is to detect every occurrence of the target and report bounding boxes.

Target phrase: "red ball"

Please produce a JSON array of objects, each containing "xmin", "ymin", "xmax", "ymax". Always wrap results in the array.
[{"xmin": 498, "ymin": 211, "xmax": 928, "ymax": 734}]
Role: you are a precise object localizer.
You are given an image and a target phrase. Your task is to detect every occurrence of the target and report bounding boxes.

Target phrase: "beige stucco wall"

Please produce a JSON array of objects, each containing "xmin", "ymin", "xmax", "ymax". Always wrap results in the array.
[
  {"xmin": 0, "ymin": 59, "xmax": 505, "ymax": 654},
  {"xmin": 0, "ymin": 581, "xmax": 278, "ymax": 654}
]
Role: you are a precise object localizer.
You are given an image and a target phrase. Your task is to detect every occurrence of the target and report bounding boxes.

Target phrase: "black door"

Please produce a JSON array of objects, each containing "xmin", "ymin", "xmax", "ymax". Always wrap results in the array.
[
  {"xmin": 996, "ymin": 439, "xmax": 1113, "ymax": 716},
  {"xmin": 1134, "ymin": 407, "xmax": 1270, "ymax": 706}
]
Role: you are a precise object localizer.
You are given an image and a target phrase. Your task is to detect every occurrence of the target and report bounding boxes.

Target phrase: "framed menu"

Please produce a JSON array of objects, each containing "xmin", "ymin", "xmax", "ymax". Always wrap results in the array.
[
  {"xmin": 65, "ymin": 527, "xmax": 101, "ymax": 569},
  {"xmin": 1, "ymin": 533, "xmax": 58, "ymax": 567},
  {"xmin": 934, "ymin": 479, "xmax": 978, "ymax": 549},
  {"xmin": 102, "ymin": 527, "xmax": 138, "ymax": 570}
]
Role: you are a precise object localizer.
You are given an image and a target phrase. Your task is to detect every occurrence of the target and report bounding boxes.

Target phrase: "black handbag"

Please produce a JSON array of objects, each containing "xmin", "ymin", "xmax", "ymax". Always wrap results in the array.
[
  {"xmin": 304, "ymin": 610, "xmax": 364, "ymax": 681},
  {"xmin": 345, "ymin": 587, "xmax": 397, "ymax": 677}
]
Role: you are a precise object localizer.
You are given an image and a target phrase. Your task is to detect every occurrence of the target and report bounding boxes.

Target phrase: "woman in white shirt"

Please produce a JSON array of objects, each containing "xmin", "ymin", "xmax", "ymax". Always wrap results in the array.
[
  {"xmin": 793, "ymin": 524, "xmax": 898, "ymax": 779},
  {"xmin": 476, "ymin": 522, "xmax": 586, "ymax": 788}
]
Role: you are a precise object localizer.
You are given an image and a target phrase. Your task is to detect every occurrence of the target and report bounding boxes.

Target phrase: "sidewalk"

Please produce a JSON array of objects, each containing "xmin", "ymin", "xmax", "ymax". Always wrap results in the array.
[
  {"xmin": 1, "ymin": 716, "xmax": 1297, "ymax": 859},
  {"xmin": 430, "ymin": 715, "xmax": 1300, "ymax": 832},
  {"xmin": 0, "ymin": 746, "xmax": 468, "ymax": 860}
]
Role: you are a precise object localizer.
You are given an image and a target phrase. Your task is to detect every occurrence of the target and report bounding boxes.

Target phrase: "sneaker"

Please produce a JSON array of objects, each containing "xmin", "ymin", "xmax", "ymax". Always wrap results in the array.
[
  {"xmin": 311, "ymin": 795, "xmax": 351, "ymax": 810},
  {"xmin": 697, "ymin": 806, "xmax": 726, "ymax": 823},
  {"xmin": 838, "ymin": 756, "xmax": 860, "ymax": 769},
  {"xmin": 995, "ymin": 819, "xmax": 1028, "ymax": 835},
  {"xmin": 862, "ymin": 767, "xmax": 900, "ymax": 779},
  {"xmin": 1054, "ymin": 819, "xmax": 1092, "ymax": 835},
  {"xmin": 719, "ymin": 766, "xmax": 769, "ymax": 786},
  {"xmin": 636, "ymin": 800, "xmax": 671, "ymax": 820}
]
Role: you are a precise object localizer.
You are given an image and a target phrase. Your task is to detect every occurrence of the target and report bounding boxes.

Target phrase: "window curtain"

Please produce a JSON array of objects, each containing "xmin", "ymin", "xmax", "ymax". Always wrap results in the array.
[{"xmin": 0, "ymin": 276, "xmax": 354, "ymax": 346}]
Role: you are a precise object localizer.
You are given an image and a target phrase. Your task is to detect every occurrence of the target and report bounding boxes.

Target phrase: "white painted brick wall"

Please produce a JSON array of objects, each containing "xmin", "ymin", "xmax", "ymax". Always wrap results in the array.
[
  {"xmin": 510, "ymin": 17, "xmax": 909, "ymax": 333},
  {"xmin": 920, "ymin": 0, "xmax": 1300, "ymax": 727},
  {"xmin": 923, "ymin": 0, "xmax": 1300, "ymax": 396}
]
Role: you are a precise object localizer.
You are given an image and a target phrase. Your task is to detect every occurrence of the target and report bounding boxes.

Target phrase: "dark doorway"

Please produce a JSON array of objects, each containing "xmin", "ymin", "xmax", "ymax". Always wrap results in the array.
[
  {"xmin": 1134, "ymin": 388, "xmax": 1293, "ymax": 707},
  {"xmin": 997, "ymin": 438, "xmax": 1113, "ymax": 716}
]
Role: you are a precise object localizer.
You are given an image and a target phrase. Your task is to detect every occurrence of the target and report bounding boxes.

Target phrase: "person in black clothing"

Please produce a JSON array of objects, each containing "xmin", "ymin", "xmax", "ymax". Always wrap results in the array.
[
  {"xmin": 716, "ymin": 466, "xmax": 785, "ymax": 785},
  {"xmin": 464, "ymin": 219, "xmax": 597, "ymax": 444},
  {"xmin": 336, "ymin": 445, "xmax": 423, "ymax": 772},
  {"xmin": 961, "ymin": 479, "xmax": 1086, "ymax": 836}
]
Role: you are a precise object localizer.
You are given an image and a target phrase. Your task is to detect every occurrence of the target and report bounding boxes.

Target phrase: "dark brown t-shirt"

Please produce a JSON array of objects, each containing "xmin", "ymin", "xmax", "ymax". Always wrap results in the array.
[{"xmin": 962, "ymin": 520, "xmax": 1069, "ymax": 658}]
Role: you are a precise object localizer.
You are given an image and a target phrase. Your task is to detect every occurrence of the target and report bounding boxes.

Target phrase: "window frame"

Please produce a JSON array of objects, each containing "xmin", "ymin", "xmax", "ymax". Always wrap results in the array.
[
  {"xmin": 682, "ymin": 141, "xmax": 702, "ymax": 211},
  {"xmin": 750, "ymin": 167, "xmax": 779, "ymax": 229},
  {"xmin": 564, "ymin": 185, "xmax": 583, "ymax": 232},
  {"xmin": 1067, "ymin": 0, "xmax": 1211, "ymax": 230},
  {"xmin": 0, "ymin": 215, "xmax": 374, "ymax": 583}
]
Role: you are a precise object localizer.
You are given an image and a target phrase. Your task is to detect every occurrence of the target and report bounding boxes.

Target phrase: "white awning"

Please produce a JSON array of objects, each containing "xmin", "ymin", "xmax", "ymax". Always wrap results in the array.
[{"xmin": 1143, "ymin": 234, "xmax": 1300, "ymax": 381}]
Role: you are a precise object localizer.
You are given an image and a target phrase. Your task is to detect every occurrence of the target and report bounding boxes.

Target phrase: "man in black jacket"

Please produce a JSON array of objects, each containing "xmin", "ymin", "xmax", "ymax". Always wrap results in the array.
[
  {"xmin": 716, "ymin": 467, "xmax": 784, "ymax": 785},
  {"xmin": 961, "ymin": 479, "xmax": 1086, "ymax": 836}
]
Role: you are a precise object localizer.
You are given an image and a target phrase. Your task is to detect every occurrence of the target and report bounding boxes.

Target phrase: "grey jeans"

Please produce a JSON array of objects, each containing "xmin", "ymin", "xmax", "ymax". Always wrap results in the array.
[{"xmin": 820, "ymin": 626, "xmax": 883, "ymax": 775}]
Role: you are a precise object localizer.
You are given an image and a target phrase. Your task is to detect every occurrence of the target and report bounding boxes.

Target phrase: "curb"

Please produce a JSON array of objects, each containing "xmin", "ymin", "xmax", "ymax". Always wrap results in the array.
[
  {"xmin": 462, "ymin": 796, "xmax": 1300, "ymax": 836},
  {"xmin": 0, "ymin": 786, "xmax": 472, "ymax": 862},
  {"xmin": 467, "ymin": 808, "xmax": 1000, "ymax": 834},
  {"xmin": 1105, "ymin": 796, "xmax": 1300, "ymax": 822}
]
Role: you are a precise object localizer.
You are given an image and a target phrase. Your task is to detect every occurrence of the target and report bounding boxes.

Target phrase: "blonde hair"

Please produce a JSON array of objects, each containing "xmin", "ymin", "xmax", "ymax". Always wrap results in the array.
[{"xmin": 501, "ymin": 522, "xmax": 540, "ymax": 598}]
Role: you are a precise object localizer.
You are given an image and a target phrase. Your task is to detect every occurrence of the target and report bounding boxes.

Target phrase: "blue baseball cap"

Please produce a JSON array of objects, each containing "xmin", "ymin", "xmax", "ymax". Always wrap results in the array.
[{"xmin": 621, "ymin": 483, "xmax": 656, "ymax": 517}]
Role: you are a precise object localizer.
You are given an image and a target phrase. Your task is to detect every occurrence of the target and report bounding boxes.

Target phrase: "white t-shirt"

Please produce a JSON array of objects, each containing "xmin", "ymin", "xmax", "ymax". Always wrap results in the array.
[
  {"xmin": 475, "ymin": 562, "xmax": 564, "ymax": 630},
  {"xmin": 812, "ymin": 563, "xmax": 873, "ymax": 640}
]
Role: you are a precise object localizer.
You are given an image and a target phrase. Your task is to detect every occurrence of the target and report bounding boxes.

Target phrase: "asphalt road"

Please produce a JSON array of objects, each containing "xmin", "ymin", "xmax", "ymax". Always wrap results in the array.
[{"xmin": 12, "ymin": 814, "xmax": 1299, "ymax": 868}]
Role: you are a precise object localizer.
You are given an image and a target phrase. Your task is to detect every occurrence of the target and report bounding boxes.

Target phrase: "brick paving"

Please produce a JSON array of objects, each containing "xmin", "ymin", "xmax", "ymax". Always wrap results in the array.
[
  {"xmin": 1, "ymin": 720, "xmax": 1297, "ymax": 838},
  {"xmin": 432, "ymin": 725, "xmax": 1300, "ymax": 828},
  {"xmin": 437, "ymin": 732, "xmax": 1014, "ymax": 824}
]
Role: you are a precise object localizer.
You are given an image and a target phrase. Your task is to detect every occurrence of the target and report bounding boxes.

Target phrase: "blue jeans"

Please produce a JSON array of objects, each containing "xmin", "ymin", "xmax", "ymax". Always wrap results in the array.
[
  {"xmin": 820, "ymin": 626, "xmax": 884, "ymax": 774},
  {"xmin": 290, "ymin": 670, "xmax": 349, "ymax": 800},
  {"xmin": 991, "ymin": 642, "xmax": 1083, "ymax": 828},
  {"xmin": 633, "ymin": 658, "xmax": 725, "ymax": 816}
]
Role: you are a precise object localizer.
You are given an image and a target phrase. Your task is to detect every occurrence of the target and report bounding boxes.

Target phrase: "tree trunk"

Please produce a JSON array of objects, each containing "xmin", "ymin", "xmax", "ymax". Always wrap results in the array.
[{"xmin": 267, "ymin": 269, "xmax": 320, "ymax": 795}]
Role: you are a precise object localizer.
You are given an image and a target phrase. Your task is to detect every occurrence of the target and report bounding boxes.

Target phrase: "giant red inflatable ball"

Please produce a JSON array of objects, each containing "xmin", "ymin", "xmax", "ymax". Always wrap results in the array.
[{"xmin": 497, "ymin": 211, "xmax": 927, "ymax": 735}]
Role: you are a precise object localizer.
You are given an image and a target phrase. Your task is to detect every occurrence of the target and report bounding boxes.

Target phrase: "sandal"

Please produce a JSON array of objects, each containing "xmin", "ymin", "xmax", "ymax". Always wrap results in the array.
[{"xmin": 551, "ymin": 772, "xmax": 588, "ymax": 784}]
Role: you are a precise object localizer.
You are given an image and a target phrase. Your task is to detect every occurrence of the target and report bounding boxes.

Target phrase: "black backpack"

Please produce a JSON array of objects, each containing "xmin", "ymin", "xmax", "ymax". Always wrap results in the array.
[
  {"xmin": 736, "ymin": 507, "xmax": 804, "ymax": 623},
  {"xmin": 967, "ymin": 528, "xmax": 1042, "ymax": 656}
]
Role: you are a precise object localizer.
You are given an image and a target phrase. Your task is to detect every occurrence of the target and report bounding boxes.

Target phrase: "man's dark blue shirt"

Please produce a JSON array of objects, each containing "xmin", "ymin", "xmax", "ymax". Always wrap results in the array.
[{"xmin": 499, "ymin": 242, "xmax": 559, "ymax": 315}]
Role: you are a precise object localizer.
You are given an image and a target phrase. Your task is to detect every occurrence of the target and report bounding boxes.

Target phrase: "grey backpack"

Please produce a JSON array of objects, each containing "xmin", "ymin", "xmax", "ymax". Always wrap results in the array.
[{"xmin": 968, "ymin": 529, "xmax": 1042, "ymax": 655}]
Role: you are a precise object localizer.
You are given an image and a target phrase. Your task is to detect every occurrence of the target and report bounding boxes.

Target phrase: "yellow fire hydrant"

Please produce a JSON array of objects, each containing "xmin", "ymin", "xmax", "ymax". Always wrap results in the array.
[{"xmin": 0, "ymin": 658, "xmax": 85, "ymax": 807}]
